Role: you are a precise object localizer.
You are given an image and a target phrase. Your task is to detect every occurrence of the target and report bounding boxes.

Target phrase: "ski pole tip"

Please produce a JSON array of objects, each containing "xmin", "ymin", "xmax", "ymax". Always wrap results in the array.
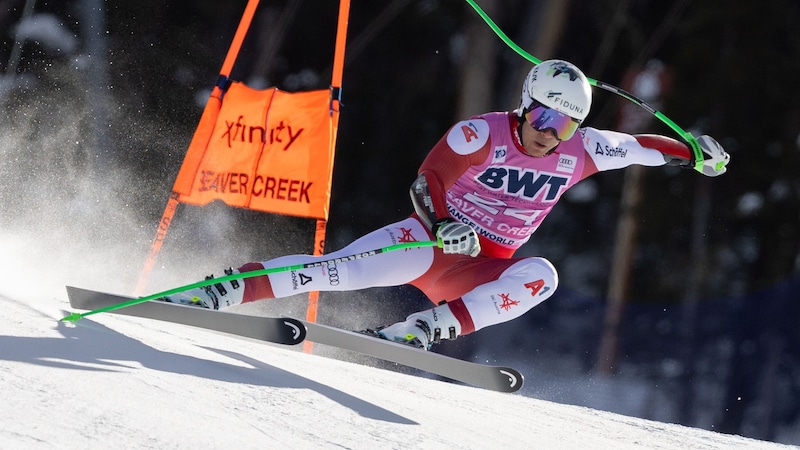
[{"xmin": 60, "ymin": 312, "xmax": 83, "ymax": 323}]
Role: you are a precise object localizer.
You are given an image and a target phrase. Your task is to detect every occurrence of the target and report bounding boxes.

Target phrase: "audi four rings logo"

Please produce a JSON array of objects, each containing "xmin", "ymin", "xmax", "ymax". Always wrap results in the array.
[{"xmin": 325, "ymin": 261, "xmax": 340, "ymax": 286}]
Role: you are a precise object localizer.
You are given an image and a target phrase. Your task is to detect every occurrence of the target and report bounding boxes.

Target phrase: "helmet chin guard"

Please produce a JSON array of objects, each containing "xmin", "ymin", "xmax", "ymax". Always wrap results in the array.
[{"xmin": 518, "ymin": 60, "xmax": 592, "ymax": 123}]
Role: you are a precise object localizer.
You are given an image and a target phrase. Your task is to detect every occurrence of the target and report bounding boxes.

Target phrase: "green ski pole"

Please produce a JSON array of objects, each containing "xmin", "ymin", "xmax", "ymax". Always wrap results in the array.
[
  {"xmin": 61, "ymin": 240, "xmax": 439, "ymax": 322},
  {"xmin": 464, "ymin": 0, "xmax": 705, "ymax": 170}
]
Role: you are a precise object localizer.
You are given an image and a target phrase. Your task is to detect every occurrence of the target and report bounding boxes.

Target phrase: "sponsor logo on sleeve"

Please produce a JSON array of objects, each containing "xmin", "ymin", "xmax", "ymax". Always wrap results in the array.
[{"xmin": 447, "ymin": 119, "xmax": 490, "ymax": 155}]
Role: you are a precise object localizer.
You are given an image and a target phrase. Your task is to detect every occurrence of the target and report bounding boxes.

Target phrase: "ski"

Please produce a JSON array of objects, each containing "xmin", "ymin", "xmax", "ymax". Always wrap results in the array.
[
  {"xmin": 65, "ymin": 286, "xmax": 306, "ymax": 346},
  {"xmin": 65, "ymin": 287, "xmax": 521, "ymax": 391},
  {"xmin": 290, "ymin": 317, "xmax": 524, "ymax": 393}
]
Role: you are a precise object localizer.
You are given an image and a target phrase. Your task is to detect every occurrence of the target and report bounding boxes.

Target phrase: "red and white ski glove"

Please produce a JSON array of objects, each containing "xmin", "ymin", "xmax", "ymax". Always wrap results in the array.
[{"xmin": 435, "ymin": 219, "xmax": 481, "ymax": 257}]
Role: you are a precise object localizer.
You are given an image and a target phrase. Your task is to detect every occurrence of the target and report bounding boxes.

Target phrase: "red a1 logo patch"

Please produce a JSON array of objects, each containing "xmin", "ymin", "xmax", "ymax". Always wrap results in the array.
[{"xmin": 525, "ymin": 279, "xmax": 545, "ymax": 296}]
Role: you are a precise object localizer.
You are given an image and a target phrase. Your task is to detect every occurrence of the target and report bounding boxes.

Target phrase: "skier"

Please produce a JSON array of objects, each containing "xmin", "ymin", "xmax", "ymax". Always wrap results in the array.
[{"xmin": 165, "ymin": 60, "xmax": 730, "ymax": 350}]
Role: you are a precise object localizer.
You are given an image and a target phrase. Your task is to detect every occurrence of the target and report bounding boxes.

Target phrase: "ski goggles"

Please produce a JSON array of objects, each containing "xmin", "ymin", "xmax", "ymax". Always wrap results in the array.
[{"xmin": 524, "ymin": 104, "xmax": 581, "ymax": 141}]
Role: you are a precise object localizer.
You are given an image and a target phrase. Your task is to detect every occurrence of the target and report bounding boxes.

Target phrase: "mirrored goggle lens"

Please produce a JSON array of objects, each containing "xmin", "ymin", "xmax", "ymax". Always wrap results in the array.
[{"xmin": 525, "ymin": 106, "xmax": 580, "ymax": 141}]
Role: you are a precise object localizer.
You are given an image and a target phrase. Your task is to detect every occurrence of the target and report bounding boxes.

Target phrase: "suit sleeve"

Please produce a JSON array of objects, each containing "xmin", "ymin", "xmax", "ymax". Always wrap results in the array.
[
  {"xmin": 580, "ymin": 127, "xmax": 692, "ymax": 177},
  {"xmin": 634, "ymin": 134, "xmax": 692, "ymax": 165},
  {"xmin": 410, "ymin": 119, "xmax": 491, "ymax": 229}
]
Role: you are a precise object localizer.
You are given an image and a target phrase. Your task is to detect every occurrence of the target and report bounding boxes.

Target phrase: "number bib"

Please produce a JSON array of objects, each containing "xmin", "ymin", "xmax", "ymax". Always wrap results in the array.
[{"xmin": 444, "ymin": 112, "xmax": 587, "ymax": 255}]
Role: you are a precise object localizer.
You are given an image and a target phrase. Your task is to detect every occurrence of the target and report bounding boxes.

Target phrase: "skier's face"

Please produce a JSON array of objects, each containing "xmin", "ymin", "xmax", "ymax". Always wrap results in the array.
[
  {"xmin": 525, "ymin": 104, "xmax": 580, "ymax": 141},
  {"xmin": 521, "ymin": 120, "xmax": 559, "ymax": 157}
]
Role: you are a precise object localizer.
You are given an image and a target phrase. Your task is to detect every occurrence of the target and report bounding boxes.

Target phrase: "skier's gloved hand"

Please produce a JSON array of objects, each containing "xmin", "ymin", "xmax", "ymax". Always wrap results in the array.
[
  {"xmin": 696, "ymin": 135, "xmax": 730, "ymax": 177},
  {"xmin": 434, "ymin": 219, "xmax": 481, "ymax": 257}
]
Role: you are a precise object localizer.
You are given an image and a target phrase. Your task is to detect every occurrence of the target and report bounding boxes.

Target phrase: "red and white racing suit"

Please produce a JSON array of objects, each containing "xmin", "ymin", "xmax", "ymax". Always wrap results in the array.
[{"xmin": 238, "ymin": 111, "xmax": 692, "ymax": 334}]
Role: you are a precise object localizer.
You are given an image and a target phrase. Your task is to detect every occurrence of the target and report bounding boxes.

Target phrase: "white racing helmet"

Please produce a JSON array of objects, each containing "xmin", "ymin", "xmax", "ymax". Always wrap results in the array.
[{"xmin": 518, "ymin": 60, "xmax": 592, "ymax": 140}]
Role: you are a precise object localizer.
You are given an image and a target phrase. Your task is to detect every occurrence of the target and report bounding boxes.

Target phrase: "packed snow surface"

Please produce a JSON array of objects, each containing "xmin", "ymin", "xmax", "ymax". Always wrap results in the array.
[{"xmin": 1, "ymin": 293, "xmax": 794, "ymax": 449}]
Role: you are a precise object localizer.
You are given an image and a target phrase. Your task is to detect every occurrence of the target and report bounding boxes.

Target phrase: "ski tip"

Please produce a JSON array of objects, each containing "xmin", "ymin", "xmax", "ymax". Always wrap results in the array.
[
  {"xmin": 60, "ymin": 312, "xmax": 83, "ymax": 323},
  {"xmin": 282, "ymin": 318, "xmax": 307, "ymax": 344},
  {"xmin": 500, "ymin": 368, "xmax": 524, "ymax": 393}
]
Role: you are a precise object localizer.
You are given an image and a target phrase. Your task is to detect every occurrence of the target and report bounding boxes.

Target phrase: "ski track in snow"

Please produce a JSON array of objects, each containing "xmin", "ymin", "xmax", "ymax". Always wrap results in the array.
[{"xmin": 1, "ymin": 293, "xmax": 795, "ymax": 450}]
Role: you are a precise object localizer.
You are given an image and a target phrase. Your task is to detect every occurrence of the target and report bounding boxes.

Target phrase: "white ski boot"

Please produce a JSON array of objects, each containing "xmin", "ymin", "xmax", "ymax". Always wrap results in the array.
[
  {"xmin": 371, "ymin": 303, "xmax": 462, "ymax": 350},
  {"xmin": 159, "ymin": 268, "xmax": 244, "ymax": 310}
]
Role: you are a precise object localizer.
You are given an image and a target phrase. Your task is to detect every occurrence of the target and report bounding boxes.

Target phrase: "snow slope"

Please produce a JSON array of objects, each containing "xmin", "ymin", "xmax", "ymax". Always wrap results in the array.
[{"xmin": 1, "ymin": 293, "xmax": 794, "ymax": 450}]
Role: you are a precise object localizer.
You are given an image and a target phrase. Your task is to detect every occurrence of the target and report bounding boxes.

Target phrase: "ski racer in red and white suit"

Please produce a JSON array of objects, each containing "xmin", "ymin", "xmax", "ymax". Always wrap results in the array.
[{"xmin": 167, "ymin": 60, "xmax": 730, "ymax": 351}]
